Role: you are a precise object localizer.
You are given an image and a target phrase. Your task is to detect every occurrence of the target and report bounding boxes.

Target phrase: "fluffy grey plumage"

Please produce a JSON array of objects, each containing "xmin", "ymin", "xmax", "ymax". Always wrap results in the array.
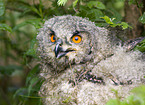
[{"xmin": 37, "ymin": 15, "xmax": 145, "ymax": 105}]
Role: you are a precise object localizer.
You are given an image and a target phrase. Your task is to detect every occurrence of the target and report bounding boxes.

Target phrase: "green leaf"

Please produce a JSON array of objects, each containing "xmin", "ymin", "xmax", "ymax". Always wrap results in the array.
[
  {"xmin": 87, "ymin": 1, "xmax": 96, "ymax": 8},
  {"xmin": 0, "ymin": 0, "xmax": 5, "ymax": 16},
  {"xmin": 24, "ymin": 37, "xmax": 38, "ymax": 58},
  {"xmin": 87, "ymin": 9, "xmax": 104, "ymax": 21},
  {"xmin": 19, "ymin": 2, "xmax": 43, "ymax": 18},
  {"xmin": 96, "ymin": 1, "xmax": 106, "ymax": 10},
  {"xmin": 27, "ymin": 76, "xmax": 44, "ymax": 96},
  {"xmin": 28, "ymin": 77, "xmax": 39, "ymax": 95},
  {"xmin": 87, "ymin": 1, "xmax": 106, "ymax": 9},
  {"xmin": 131, "ymin": 85, "xmax": 145, "ymax": 105},
  {"xmin": 134, "ymin": 38, "xmax": 145, "ymax": 52},
  {"xmin": 30, "ymin": 6, "xmax": 40, "ymax": 16},
  {"xmin": 30, "ymin": 38, "xmax": 37, "ymax": 49},
  {"xmin": 26, "ymin": 19, "xmax": 43, "ymax": 29},
  {"xmin": 121, "ymin": 95, "xmax": 140, "ymax": 105},
  {"xmin": 128, "ymin": 0, "xmax": 143, "ymax": 8},
  {"xmin": 26, "ymin": 64, "xmax": 40, "ymax": 86},
  {"xmin": 135, "ymin": 43, "xmax": 145, "ymax": 52},
  {"xmin": 106, "ymin": 99, "xmax": 119, "ymax": 105},
  {"xmin": 106, "ymin": 85, "xmax": 145, "ymax": 105},
  {"xmin": 57, "ymin": 0, "xmax": 68, "ymax": 6},
  {"xmin": 95, "ymin": 23, "xmax": 108, "ymax": 27},
  {"xmin": 120, "ymin": 22, "xmax": 131, "ymax": 29},
  {"xmin": 13, "ymin": 88, "xmax": 28, "ymax": 98},
  {"xmin": 101, "ymin": 16, "xmax": 132, "ymax": 29},
  {"xmin": 139, "ymin": 12, "xmax": 145, "ymax": 24},
  {"xmin": 73, "ymin": 0, "xmax": 78, "ymax": 7},
  {"xmin": 25, "ymin": 48, "xmax": 36, "ymax": 57},
  {"xmin": 128, "ymin": 0, "xmax": 136, "ymax": 5},
  {"xmin": 101, "ymin": 16, "xmax": 114, "ymax": 24},
  {"xmin": 0, "ymin": 23, "xmax": 12, "ymax": 32}
]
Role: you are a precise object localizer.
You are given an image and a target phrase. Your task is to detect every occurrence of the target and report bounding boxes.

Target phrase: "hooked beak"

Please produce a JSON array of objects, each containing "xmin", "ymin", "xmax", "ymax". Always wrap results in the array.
[{"xmin": 54, "ymin": 39, "xmax": 75, "ymax": 58}]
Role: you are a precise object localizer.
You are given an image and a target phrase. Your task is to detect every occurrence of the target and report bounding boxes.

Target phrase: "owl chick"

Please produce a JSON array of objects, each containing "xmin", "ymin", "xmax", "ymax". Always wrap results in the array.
[{"xmin": 37, "ymin": 15, "xmax": 145, "ymax": 105}]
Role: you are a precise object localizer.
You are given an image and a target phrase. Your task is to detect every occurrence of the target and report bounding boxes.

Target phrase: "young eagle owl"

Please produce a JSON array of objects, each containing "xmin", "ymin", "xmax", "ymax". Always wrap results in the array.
[{"xmin": 37, "ymin": 15, "xmax": 145, "ymax": 105}]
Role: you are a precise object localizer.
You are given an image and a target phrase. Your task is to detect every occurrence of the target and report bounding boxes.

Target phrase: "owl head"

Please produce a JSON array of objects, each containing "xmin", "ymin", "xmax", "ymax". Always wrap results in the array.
[{"xmin": 37, "ymin": 15, "xmax": 116, "ymax": 72}]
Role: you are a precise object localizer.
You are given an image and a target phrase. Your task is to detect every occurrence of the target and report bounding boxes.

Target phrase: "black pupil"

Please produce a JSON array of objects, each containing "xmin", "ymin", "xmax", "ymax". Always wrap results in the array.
[
  {"xmin": 75, "ymin": 37, "xmax": 78, "ymax": 41},
  {"xmin": 53, "ymin": 36, "xmax": 55, "ymax": 40}
]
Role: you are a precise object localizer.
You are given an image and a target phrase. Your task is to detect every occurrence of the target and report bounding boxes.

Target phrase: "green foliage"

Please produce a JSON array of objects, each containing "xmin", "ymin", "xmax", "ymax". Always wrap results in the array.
[
  {"xmin": 73, "ymin": 0, "xmax": 79, "ymax": 8},
  {"xmin": 74, "ymin": 0, "xmax": 131, "ymax": 28},
  {"xmin": 134, "ymin": 39, "xmax": 145, "ymax": 52},
  {"xmin": 0, "ymin": 23, "xmax": 12, "ymax": 32},
  {"xmin": 24, "ymin": 31, "xmax": 39, "ymax": 59},
  {"xmin": 57, "ymin": 0, "xmax": 68, "ymax": 6},
  {"xmin": 139, "ymin": 12, "xmax": 145, "ymax": 24},
  {"xmin": 128, "ymin": 0, "xmax": 143, "ymax": 8},
  {"xmin": 101, "ymin": 16, "xmax": 132, "ymax": 29},
  {"xmin": 106, "ymin": 85, "xmax": 145, "ymax": 105},
  {"xmin": 14, "ymin": 64, "xmax": 44, "ymax": 105},
  {"xmin": 0, "ymin": 0, "xmax": 5, "ymax": 16},
  {"xmin": 62, "ymin": 96, "xmax": 72, "ymax": 103},
  {"xmin": 128, "ymin": 0, "xmax": 137, "ymax": 5},
  {"xmin": 87, "ymin": 1, "xmax": 106, "ymax": 10}
]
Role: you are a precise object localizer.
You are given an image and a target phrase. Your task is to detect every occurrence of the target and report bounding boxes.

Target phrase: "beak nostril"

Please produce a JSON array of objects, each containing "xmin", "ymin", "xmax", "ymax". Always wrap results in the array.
[{"xmin": 57, "ymin": 39, "xmax": 63, "ymax": 46}]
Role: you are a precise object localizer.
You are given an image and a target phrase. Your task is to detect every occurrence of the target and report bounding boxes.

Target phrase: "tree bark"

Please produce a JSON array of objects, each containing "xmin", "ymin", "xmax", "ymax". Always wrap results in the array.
[{"xmin": 124, "ymin": 0, "xmax": 144, "ymax": 39}]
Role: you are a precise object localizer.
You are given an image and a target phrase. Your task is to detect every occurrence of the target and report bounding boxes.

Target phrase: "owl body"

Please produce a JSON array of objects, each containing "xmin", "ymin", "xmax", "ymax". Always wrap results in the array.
[{"xmin": 37, "ymin": 15, "xmax": 145, "ymax": 105}]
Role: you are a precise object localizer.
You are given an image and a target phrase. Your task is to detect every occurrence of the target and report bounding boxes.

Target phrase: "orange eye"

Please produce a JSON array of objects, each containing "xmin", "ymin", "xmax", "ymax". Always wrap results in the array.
[
  {"xmin": 72, "ymin": 35, "xmax": 82, "ymax": 43},
  {"xmin": 50, "ymin": 35, "xmax": 56, "ymax": 43}
]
